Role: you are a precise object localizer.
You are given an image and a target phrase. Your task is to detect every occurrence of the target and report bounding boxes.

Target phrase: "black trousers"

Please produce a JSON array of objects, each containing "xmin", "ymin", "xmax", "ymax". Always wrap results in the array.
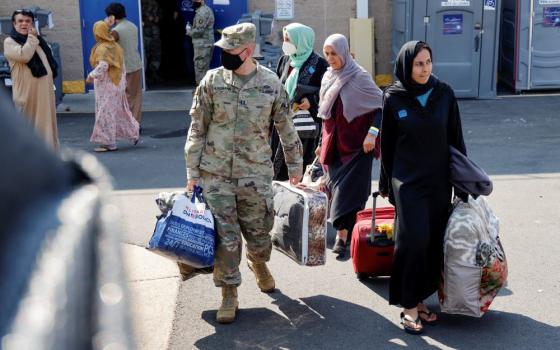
[{"xmin": 332, "ymin": 210, "xmax": 358, "ymax": 236}]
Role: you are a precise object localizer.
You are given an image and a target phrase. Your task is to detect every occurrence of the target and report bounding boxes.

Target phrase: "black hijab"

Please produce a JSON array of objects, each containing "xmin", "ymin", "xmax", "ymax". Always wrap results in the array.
[
  {"xmin": 387, "ymin": 40, "xmax": 438, "ymax": 97},
  {"xmin": 9, "ymin": 27, "xmax": 58, "ymax": 79}
]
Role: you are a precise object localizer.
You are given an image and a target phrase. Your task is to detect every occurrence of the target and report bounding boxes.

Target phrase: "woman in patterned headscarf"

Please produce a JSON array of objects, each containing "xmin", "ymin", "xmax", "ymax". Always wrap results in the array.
[
  {"xmin": 87, "ymin": 19, "xmax": 139, "ymax": 152},
  {"xmin": 271, "ymin": 23, "xmax": 328, "ymax": 181}
]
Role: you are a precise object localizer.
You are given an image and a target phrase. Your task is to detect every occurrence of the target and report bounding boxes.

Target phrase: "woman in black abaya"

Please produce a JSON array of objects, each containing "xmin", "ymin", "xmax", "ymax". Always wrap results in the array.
[{"xmin": 379, "ymin": 41, "xmax": 467, "ymax": 334}]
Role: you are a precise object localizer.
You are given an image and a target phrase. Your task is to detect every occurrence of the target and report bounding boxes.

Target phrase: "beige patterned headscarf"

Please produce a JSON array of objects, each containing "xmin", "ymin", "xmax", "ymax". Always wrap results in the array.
[{"xmin": 89, "ymin": 21, "xmax": 124, "ymax": 86}]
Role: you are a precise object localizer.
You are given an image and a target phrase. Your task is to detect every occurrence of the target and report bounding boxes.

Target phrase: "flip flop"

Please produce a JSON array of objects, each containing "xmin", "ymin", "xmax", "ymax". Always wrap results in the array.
[
  {"xmin": 94, "ymin": 146, "xmax": 117, "ymax": 152},
  {"xmin": 418, "ymin": 310, "xmax": 438, "ymax": 326},
  {"xmin": 400, "ymin": 312, "xmax": 423, "ymax": 335}
]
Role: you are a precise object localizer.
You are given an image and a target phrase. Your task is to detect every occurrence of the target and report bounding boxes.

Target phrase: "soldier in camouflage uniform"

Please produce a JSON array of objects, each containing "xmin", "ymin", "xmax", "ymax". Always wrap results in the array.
[
  {"xmin": 184, "ymin": 23, "xmax": 303, "ymax": 324},
  {"xmin": 141, "ymin": 0, "xmax": 162, "ymax": 83},
  {"xmin": 186, "ymin": 0, "xmax": 214, "ymax": 84}
]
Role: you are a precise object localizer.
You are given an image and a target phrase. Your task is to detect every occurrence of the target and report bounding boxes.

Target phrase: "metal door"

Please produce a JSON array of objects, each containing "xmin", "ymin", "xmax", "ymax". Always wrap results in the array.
[
  {"xmin": 210, "ymin": 0, "xmax": 248, "ymax": 67},
  {"xmin": 392, "ymin": 0, "xmax": 411, "ymax": 64},
  {"xmin": 79, "ymin": 0, "xmax": 142, "ymax": 81},
  {"xmin": 529, "ymin": 0, "xmax": 560, "ymax": 88},
  {"xmin": 426, "ymin": 1, "xmax": 483, "ymax": 97}
]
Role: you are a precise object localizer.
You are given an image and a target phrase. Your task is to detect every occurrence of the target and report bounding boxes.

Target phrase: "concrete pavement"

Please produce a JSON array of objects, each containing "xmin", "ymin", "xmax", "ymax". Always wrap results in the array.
[
  {"xmin": 57, "ymin": 89, "xmax": 194, "ymax": 114},
  {"xmin": 57, "ymin": 94, "xmax": 560, "ymax": 349}
]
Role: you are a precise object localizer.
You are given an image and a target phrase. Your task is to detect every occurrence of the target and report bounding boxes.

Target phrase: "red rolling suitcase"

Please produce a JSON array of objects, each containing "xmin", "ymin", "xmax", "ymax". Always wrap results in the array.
[{"xmin": 350, "ymin": 191, "xmax": 396, "ymax": 280}]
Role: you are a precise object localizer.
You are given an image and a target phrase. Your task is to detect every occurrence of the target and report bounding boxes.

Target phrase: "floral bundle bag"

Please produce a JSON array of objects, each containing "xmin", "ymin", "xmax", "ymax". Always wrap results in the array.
[{"xmin": 439, "ymin": 195, "xmax": 508, "ymax": 317}]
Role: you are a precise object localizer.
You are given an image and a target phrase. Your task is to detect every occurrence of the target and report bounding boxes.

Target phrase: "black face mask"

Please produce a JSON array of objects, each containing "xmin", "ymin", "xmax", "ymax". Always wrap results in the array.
[
  {"xmin": 221, "ymin": 49, "xmax": 246, "ymax": 71},
  {"xmin": 193, "ymin": 2, "xmax": 202, "ymax": 9}
]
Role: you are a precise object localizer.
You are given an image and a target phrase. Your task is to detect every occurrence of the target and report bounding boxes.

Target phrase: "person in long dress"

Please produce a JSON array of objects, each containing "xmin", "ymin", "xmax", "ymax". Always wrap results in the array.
[
  {"xmin": 379, "ymin": 41, "xmax": 467, "ymax": 335},
  {"xmin": 316, "ymin": 34, "xmax": 383, "ymax": 257},
  {"xmin": 86, "ymin": 20, "xmax": 139, "ymax": 152},
  {"xmin": 105, "ymin": 2, "xmax": 144, "ymax": 125},
  {"xmin": 3, "ymin": 9, "xmax": 59, "ymax": 150}
]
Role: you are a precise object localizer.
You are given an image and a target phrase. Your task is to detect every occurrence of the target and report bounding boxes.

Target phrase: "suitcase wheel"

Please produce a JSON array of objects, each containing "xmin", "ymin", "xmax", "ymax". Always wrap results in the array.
[{"xmin": 356, "ymin": 272, "xmax": 369, "ymax": 281}]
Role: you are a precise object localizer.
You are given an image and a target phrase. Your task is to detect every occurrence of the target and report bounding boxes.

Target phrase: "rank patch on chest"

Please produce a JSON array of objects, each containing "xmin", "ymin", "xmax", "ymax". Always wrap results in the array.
[{"xmin": 261, "ymin": 85, "xmax": 274, "ymax": 94}]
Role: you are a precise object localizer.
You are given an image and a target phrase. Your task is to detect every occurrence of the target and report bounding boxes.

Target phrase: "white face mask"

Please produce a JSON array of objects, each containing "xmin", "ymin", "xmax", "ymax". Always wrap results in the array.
[{"xmin": 282, "ymin": 41, "xmax": 297, "ymax": 56}]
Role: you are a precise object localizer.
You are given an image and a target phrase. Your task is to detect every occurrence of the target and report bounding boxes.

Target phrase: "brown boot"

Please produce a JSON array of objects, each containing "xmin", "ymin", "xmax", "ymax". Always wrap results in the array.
[
  {"xmin": 177, "ymin": 263, "xmax": 214, "ymax": 281},
  {"xmin": 177, "ymin": 262, "xmax": 196, "ymax": 281},
  {"xmin": 216, "ymin": 286, "xmax": 238, "ymax": 324},
  {"xmin": 247, "ymin": 261, "xmax": 275, "ymax": 293}
]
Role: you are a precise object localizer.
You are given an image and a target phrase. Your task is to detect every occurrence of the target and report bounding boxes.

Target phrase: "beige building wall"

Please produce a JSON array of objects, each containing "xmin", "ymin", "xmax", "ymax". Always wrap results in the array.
[
  {"xmin": 0, "ymin": 0, "xmax": 394, "ymax": 92},
  {"xmin": 249, "ymin": 0, "xmax": 393, "ymax": 79},
  {"xmin": 250, "ymin": 0, "xmax": 355, "ymax": 55},
  {"xmin": 0, "ymin": 0, "xmax": 84, "ymax": 83},
  {"xmin": 369, "ymin": 0, "xmax": 393, "ymax": 77}
]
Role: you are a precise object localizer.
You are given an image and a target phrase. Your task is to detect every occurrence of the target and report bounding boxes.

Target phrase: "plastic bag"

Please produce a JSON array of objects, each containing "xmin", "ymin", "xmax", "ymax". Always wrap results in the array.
[
  {"xmin": 148, "ymin": 186, "xmax": 215, "ymax": 268},
  {"xmin": 301, "ymin": 157, "xmax": 325, "ymax": 190},
  {"xmin": 439, "ymin": 196, "xmax": 507, "ymax": 317}
]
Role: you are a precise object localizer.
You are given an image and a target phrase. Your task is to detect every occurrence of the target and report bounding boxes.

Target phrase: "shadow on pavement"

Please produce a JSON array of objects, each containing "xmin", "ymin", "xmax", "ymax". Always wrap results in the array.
[
  {"xmin": 357, "ymin": 278, "xmax": 558, "ymax": 349},
  {"xmin": 195, "ymin": 289, "xmax": 559, "ymax": 349},
  {"xmin": 195, "ymin": 292, "xmax": 412, "ymax": 349}
]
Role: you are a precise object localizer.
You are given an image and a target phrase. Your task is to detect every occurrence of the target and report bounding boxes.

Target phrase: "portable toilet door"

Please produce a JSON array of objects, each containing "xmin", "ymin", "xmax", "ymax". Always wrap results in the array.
[
  {"xmin": 529, "ymin": 1, "xmax": 560, "ymax": 89},
  {"xmin": 392, "ymin": 0, "xmax": 500, "ymax": 98},
  {"xmin": 500, "ymin": 0, "xmax": 560, "ymax": 92}
]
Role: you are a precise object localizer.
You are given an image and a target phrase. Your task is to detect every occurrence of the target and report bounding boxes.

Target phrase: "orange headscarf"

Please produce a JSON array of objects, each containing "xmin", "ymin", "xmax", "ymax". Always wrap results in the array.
[{"xmin": 89, "ymin": 21, "xmax": 124, "ymax": 86}]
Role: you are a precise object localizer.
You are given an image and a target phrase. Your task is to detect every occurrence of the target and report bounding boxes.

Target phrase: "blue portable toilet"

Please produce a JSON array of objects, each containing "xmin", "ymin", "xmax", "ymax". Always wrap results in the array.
[
  {"xmin": 392, "ymin": 0, "xmax": 501, "ymax": 99},
  {"xmin": 499, "ymin": 0, "xmax": 560, "ymax": 92}
]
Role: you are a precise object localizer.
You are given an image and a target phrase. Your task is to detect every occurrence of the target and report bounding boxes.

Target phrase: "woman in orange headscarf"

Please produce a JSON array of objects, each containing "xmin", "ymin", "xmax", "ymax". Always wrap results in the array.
[{"xmin": 87, "ymin": 19, "xmax": 139, "ymax": 152}]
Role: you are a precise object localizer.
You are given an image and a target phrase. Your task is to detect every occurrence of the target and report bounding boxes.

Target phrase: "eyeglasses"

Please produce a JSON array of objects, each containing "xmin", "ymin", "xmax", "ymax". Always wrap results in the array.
[{"xmin": 13, "ymin": 9, "xmax": 35, "ymax": 20}]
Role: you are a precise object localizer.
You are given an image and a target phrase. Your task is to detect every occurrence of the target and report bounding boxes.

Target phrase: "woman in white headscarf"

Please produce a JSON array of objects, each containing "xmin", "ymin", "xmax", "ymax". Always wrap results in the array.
[{"xmin": 317, "ymin": 34, "xmax": 383, "ymax": 257}]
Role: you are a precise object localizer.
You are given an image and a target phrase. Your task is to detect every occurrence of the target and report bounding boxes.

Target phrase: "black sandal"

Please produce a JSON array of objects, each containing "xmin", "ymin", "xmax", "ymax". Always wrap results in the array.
[
  {"xmin": 332, "ymin": 238, "xmax": 346, "ymax": 254},
  {"xmin": 400, "ymin": 312, "xmax": 423, "ymax": 335},
  {"xmin": 418, "ymin": 310, "xmax": 438, "ymax": 326}
]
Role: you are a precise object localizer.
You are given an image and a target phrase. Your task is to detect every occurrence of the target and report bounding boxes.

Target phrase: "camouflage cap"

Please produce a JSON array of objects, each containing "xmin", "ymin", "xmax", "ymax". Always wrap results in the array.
[{"xmin": 214, "ymin": 23, "xmax": 256, "ymax": 50}]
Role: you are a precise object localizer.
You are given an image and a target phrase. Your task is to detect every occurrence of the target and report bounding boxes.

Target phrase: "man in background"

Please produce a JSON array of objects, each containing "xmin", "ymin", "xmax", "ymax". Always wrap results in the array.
[
  {"xmin": 3, "ymin": 9, "xmax": 59, "ymax": 149},
  {"xmin": 186, "ymin": 0, "xmax": 214, "ymax": 84},
  {"xmin": 141, "ymin": 0, "xmax": 163, "ymax": 84},
  {"xmin": 105, "ymin": 2, "xmax": 143, "ymax": 125}
]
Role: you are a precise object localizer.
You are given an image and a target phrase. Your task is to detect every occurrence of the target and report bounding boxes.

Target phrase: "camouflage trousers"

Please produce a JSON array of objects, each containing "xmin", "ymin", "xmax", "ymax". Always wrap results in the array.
[
  {"xmin": 201, "ymin": 171, "xmax": 274, "ymax": 287},
  {"xmin": 193, "ymin": 45, "xmax": 213, "ymax": 84}
]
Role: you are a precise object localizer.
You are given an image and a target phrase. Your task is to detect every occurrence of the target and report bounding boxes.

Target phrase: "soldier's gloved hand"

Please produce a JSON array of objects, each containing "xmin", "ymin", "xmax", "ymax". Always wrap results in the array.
[
  {"xmin": 289, "ymin": 175, "xmax": 302, "ymax": 186},
  {"xmin": 186, "ymin": 178, "xmax": 198, "ymax": 192}
]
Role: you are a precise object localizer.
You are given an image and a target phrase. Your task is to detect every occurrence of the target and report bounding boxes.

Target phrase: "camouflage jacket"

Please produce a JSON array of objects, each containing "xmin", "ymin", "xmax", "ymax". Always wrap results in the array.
[
  {"xmin": 191, "ymin": 4, "xmax": 214, "ymax": 46},
  {"xmin": 185, "ymin": 62, "xmax": 303, "ymax": 180}
]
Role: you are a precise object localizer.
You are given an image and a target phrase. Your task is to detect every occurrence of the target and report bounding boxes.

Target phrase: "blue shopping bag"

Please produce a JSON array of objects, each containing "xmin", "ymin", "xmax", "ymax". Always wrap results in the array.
[{"xmin": 148, "ymin": 186, "xmax": 215, "ymax": 268}]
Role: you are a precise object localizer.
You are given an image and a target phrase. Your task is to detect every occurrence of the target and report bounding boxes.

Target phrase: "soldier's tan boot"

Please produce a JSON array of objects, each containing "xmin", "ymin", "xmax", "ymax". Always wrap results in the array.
[
  {"xmin": 247, "ymin": 261, "xmax": 275, "ymax": 293},
  {"xmin": 216, "ymin": 286, "xmax": 238, "ymax": 324},
  {"xmin": 177, "ymin": 262, "xmax": 196, "ymax": 281}
]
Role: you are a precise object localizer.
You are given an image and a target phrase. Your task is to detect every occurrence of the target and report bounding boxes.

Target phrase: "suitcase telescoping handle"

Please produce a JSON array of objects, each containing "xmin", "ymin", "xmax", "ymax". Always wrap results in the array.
[
  {"xmin": 367, "ymin": 191, "xmax": 393, "ymax": 247},
  {"xmin": 370, "ymin": 191, "xmax": 379, "ymax": 237}
]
